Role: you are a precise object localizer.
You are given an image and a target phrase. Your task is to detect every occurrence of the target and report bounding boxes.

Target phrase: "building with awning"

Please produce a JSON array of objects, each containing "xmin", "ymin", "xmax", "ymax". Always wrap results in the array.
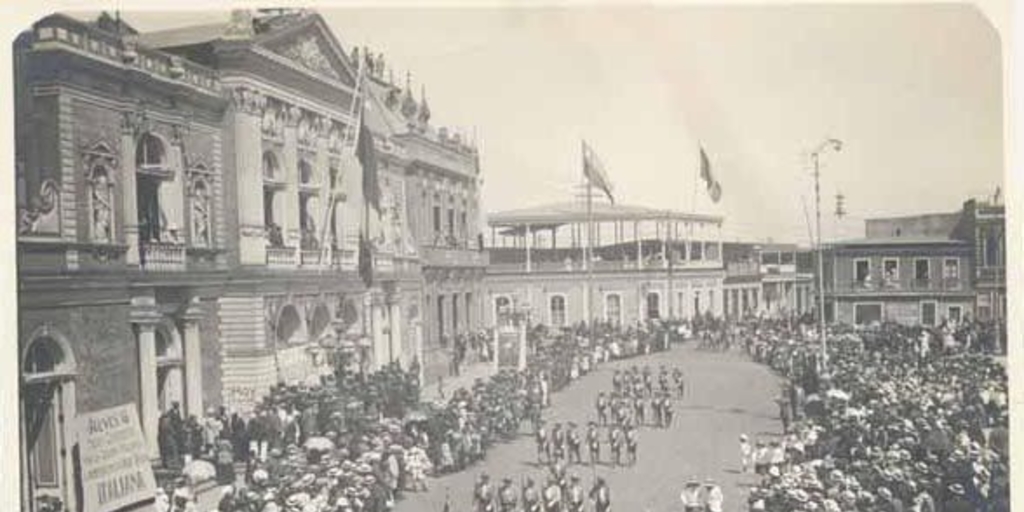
[{"xmin": 482, "ymin": 199, "xmax": 726, "ymax": 327}]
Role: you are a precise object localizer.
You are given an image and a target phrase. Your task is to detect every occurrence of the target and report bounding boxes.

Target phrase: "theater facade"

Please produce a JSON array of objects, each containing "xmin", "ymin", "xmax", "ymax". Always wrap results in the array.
[
  {"xmin": 14, "ymin": 10, "xmax": 486, "ymax": 511},
  {"xmin": 483, "ymin": 201, "xmax": 726, "ymax": 328}
]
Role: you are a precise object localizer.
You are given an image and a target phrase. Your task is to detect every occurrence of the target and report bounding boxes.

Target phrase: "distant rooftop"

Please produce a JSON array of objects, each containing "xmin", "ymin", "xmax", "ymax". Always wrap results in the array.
[
  {"xmin": 488, "ymin": 201, "xmax": 723, "ymax": 226},
  {"xmin": 830, "ymin": 236, "xmax": 969, "ymax": 247}
]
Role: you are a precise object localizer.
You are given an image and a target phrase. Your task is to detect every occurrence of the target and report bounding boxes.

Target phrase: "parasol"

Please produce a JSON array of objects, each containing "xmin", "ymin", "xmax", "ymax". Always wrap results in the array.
[
  {"xmin": 304, "ymin": 436, "xmax": 335, "ymax": 452},
  {"xmin": 182, "ymin": 459, "xmax": 216, "ymax": 483}
]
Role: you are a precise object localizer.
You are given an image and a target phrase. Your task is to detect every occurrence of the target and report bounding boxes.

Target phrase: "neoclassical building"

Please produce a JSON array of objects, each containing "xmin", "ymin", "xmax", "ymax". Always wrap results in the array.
[
  {"xmin": 360, "ymin": 54, "xmax": 488, "ymax": 383},
  {"xmin": 14, "ymin": 9, "xmax": 483, "ymax": 512}
]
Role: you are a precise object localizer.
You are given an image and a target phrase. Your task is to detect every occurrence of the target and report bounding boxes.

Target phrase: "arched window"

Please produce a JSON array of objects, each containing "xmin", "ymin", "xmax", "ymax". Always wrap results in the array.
[
  {"xmin": 276, "ymin": 305, "xmax": 306, "ymax": 345},
  {"xmin": 135, "ymin": 132, "xmax": 166, "ymax": 168},
  {"xmin": 87, "ymin": 165, "xmax": 114, "ymax": 243},
  {"xmin": 309, "ymin": 304, "xmax": 332, "ymax": 343},
  {"xmin": 299, "ymin": 160, "xmax": 315, "ymax": 185},
  {"xmin": 549, "ymin": 295, "xmax": 567, "ymax": 327},
  {"xmin": 605, "ymin": 294, "xmax": 622, "ymax": 325},
  {"xmin": 190, "ymin": 177, "xmax": 211, "ymax": 247},
  {"xmin": 263, "ymin": 151, "xmax": 280, "ymax": 181},
  {"xmin": 22, "ymin": 333, "xmax": 76, "ymax": 498}
]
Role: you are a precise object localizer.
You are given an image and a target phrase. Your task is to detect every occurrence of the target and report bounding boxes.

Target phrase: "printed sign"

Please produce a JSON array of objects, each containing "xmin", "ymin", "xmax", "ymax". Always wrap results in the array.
[{"xmin": 75, "ymin": 404, "xmax": 156, "ymax": 512}]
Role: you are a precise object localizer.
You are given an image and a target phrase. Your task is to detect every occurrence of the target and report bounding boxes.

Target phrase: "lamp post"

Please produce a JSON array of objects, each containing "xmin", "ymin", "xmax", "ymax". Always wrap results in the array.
[{"xmin": 812, "ymin": 138, "xmax": 842, "ymax": 372}]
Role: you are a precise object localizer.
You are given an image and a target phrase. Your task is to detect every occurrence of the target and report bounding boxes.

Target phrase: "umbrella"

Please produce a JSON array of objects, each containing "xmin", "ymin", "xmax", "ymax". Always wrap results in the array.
[
  {"xmin": 182, "ymin": 459, "xmax": 216, "ymax": 483},
  {"xmin": 304, "ymin": 437, "xmax": 335, "ymax": 452}
]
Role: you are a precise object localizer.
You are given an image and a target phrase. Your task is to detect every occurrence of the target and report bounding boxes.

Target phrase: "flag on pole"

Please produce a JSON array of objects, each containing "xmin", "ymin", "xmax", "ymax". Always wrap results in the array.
[
  {"xmin": 582, "ymin": 140, "xmax": 615, "ymax": 204},
  {"xmin": 699, "ymin": 146, "xmax": 722, "ymax": 203}
]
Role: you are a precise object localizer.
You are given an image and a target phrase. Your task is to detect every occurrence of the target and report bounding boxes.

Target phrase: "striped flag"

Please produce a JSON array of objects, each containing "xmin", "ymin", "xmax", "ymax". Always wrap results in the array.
[
  {"xmin": 583, "ymin": 140, "xmax": 615, "ymax": 204},
  {"xmin": 699, "ymin": 146, "xmax": 722, "ymax": 203}
]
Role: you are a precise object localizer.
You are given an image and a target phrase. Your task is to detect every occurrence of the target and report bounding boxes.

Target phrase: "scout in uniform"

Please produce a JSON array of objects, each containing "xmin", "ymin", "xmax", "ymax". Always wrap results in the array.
[
  {"xmin": 522, "ymin": 478, "xmax": 541, "ymax": 512},
  {"xmin": 625, "ymin": 424, "xmax": 639, "ymax": 466},
  {"xmin": 567, "ymin": 475, "xmax": 585, "ymax": 512},
  {"xmin": 553, "ymin": 423, "xmax": 566, "ymax": 462},
  {"xmin": 590, "ymin": 477, "xmax": 611, "ymax": 512},
  {"xmin": 568, "ymin": 422, "xmax": 583, "ymax": 465},
  {"xmin": 596, "ymin": 392, "xmax": 609, "ymax": 425},
  {"xmin": 608, "ymin": 425, "xmax": 623, "ymax": 466},
  {"xmin": 536, "ymin": 421, "xmax": 550, "ymax": 464},
  {"xmin": 633, "ymin": 394, "xmax": 646, "ymax": 426},
  {"xmin": 475, "ymin": 473, "xmax": 495, "ymax": 512},
  {"xmin": 587, "ymin": 422, "xmax": 601, "ymax": 465},
  {"xmin": 498, "ymin": 478, "xmax": 518, "ymax": 512}
]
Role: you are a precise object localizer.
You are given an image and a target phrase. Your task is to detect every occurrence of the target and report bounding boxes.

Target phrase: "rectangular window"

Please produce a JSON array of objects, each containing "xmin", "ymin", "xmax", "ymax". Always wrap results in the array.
[
  {"xmin": 948, "ymin": 306, "xmax": 962, "ymax": 324},
  {"xmin": 854, "ymin": 259, "xmax": 870, "ymax": 284},
  {"xmin": 920, "ymin": 301, "xmax": 937, "ymax": 327},
  {"xmin": 550, "ymin": 295, "xmax": 567, "ymax": 327},
  {"xmin": 437, "ymin": 296, "xmax": 445, "ymax": 343},
  {"xmin": 882, "ymin": 258, "xmax": 899, "ymax": 288},
  {"xmin": 761, "ymin": 252, "xmax": 780, "ymax": 265},
  {"xmin": 690, "ymin": 242, "xmax": 703, "ymax": 261},
  {"xmin": 984, "ymin": 229, "xmax": 1001, "ymax": 267},
  {"xmin": 432, "ymin": 206, "xmax": 441, "ymax": 235},
  {"xmin": 465, "ymin": 293, "xmax": 472, "ymax": 330},
  {"xmin": 704, "ymin": 242, "xmax": 720, "ymax": 261},
  {"xmin": 915, "ymin": 259, "xmax": 930, "ymax": 283},
  {"xmin": 780, "ymin": 252, "xmax": 795, "ymax": 265},
  {"xmin": 646, "ymin": 292, "xmax": 661, "ymax": 320},
  {"xmin": 30, "ymin": 400, "xmax": 58, "ymax": 488},
  {"xmin": 606, "ymin": 294, "xmax": 622, "ymax": 324},
  {"xmin": 460, "ymin": 212, "xmax": 468, "ymax": 239},
  {"xmin": 693, "ymin": 291, "xmax": 701, "ymax": 317},
  {"xmin": 943, "ymin": 258, "xmax": 960, "ymax": 280},
  {"xmin": 451, "ymin": 293, "xmax": 459, "ymax": 333},
  {"xmin": 854, "ymin": 304, "xmax": 882, "ymax": 325},
  {"xmin": 447, "ymin": 209, "xmax": 455, "ymax": 235}
]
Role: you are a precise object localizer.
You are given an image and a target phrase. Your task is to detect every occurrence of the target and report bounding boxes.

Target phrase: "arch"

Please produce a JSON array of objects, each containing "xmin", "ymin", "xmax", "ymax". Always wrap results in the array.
[
  {"xmin": 135, "ymin": 132, "xmax": 168, "ymax": 168},
  {"xmin": 308, "ymin": 303, "xmax": 332, "ymax": 342},
  {"xmin": 262, "ymin": 151, "xmax": 281, "ymax": 181},
  {"xmin": 276, "ymin": 304, "xmax": 307, "ymax": 345},
  {"xmin": 22, "ymin": 326, "xmax": 77, "ymax": 376}
]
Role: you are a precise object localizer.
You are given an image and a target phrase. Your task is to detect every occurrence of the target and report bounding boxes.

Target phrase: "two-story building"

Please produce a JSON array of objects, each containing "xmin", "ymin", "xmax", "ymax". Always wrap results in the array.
[
  {"xmin": 483, "ymin": 200, "xmax": 725, "ymax": 328},
  {"xmin": 721, "ymin": 242, "xmax": 815, "ymax": 318}
]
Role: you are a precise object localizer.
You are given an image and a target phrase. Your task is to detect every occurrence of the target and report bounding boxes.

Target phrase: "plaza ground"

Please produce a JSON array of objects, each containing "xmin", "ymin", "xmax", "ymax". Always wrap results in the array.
[{"xmin": 394, "ymin": 344, "xmax": 783, "ymax": 512}]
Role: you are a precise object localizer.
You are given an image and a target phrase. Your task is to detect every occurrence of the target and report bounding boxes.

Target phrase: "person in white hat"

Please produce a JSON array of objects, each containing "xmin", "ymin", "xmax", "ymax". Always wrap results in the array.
[
  {"xmin": 701, "ymin": 478, "xmax": 723, "ymax": 512},
  {"xmin": 680, "ymin": 479, "xmax": 702, "ymax": 512},
  {"xmin": 739, "ymin": 434, "xmax": 752, "ymax": 473}
]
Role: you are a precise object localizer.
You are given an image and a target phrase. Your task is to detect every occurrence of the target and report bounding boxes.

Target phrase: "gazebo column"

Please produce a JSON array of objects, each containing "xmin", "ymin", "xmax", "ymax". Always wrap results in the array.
[
  {"xmin": 525, "ymin": 224, "xmax": 532, "ymax": 273},
  {"xmin": 662, "ymin": 220, "xmax": 669, "ymax": 269},
  {"xmin": 551, "ymin": 227, "xmax": 557, "ymax": 249},
  {"xmin": 634, "ymin": 220, "xmax": 642, "ymax": 269}
]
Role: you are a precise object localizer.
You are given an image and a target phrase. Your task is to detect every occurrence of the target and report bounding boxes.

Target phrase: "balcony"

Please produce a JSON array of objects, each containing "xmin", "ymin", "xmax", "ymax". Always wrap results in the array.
[
  {"xmin": 332, "ymin": 248, "xmax": 357, "ymax": 271},
  {"xmin": 140, "ymin": 242, "xmax": 186, "ymax": 271},
  {"xmin": 836, "ymin": 277, "xmax": 968, "ymax": 294},
  {"xmin": 977, "ymin": 266, "xmax": 1005, "ymax": 283},
  {"xmin": 266, "ymin": 246, "xmax": 297, "ymax": 268},
  {"xmin": 422, "ymin": 246, "xmax": 488, "ymax": 268}
]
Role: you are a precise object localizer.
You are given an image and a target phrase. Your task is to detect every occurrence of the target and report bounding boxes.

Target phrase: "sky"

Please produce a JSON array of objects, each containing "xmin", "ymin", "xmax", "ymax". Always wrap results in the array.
[{"xmin": 85, "ymin": 4, "xmax": 1004, "ymax": 245}]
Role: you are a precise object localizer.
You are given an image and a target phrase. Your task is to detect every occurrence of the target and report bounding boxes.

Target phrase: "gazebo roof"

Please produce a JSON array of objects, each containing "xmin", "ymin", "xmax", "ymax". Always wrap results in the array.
[{"xmin": 487, "ymin": 201, "xmax": 723, "ymax": 227}]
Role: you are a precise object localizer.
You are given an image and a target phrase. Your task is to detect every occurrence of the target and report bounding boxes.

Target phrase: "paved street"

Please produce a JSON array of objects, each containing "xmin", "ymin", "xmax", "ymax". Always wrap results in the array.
[{"xmin": 395, "ymin": 344, "xmax": 783, "ymax": 512}]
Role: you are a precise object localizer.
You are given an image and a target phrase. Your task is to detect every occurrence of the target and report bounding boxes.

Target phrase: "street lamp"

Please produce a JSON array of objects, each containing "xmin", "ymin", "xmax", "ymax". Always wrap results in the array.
[{"xmin": 812, "ymin": 138, "xmax": 842, "ymax": 372}]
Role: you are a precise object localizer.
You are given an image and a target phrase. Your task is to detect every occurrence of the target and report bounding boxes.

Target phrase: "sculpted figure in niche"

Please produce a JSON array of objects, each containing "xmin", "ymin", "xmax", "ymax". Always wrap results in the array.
[
  {"xmin": 191, "ymin": 179, "xmax": 211, "ymax": 247},
  {"xmin": 90, "ymin": 167, "xmax": 114, "ymax": 242}
]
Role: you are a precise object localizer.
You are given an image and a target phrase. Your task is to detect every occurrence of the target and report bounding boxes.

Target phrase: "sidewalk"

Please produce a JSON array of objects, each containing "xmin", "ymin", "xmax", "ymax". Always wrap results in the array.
[{"xmin": 420, "ymin": 361, "xmax": 496, "ymax": 404}]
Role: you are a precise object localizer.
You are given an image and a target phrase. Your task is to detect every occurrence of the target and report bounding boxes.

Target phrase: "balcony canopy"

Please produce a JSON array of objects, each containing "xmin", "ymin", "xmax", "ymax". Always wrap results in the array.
[{"xmin": 488, "ymin": 201, "xmax": 723, "ymax": 230}]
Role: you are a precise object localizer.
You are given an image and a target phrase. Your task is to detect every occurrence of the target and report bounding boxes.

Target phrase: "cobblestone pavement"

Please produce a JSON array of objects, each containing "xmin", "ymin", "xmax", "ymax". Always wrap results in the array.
[{"xmin": 394, "ymin": 344, "xmax": 783, "ymax": 512}]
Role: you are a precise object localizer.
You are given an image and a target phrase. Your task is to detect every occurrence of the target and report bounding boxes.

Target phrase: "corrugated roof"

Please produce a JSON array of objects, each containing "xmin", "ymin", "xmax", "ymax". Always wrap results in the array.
[
  {"xmin": 488, "ymin": 201, "xmax": 723, "ymax": 226},
  {"xmin": 830, "ymin": 236, "xmax": 968, "ymax": 247},
  {"xmin": 137, "ymin": 23, "xmax": 227, "ymax": 49}
]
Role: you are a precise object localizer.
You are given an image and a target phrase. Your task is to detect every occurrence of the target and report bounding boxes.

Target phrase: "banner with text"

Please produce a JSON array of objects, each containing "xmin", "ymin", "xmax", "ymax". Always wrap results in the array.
[{"xmin": 75, "ymin": 404, "xmax": 156, "ymax": 512}]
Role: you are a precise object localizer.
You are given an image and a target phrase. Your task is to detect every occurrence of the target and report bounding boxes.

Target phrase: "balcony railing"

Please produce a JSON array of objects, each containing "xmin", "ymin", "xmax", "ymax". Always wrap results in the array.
[
  {"xmin": 422, "ymin": 246, "xmax": 488, "ymax": 267},
  {"xmin": 266, "ymin": 246, "xmax": 297, "ymax": 268},
  {"xmin": 977, "ymin": 266, "xmax": 1005, "ymax": 282},
  {"xmin": 839, "ymin": 277, "xmax": 967, "ymax": 293},
  {"xmin": 374, "ymin": 253, "xmax": 394, "ymax": 273},
  {"xmin": 140, "ymin": 242, "xmax": 186, "ymax": 271},
  {"xmin": 300, "ymin": 249, "xmax": 325, "ymax": 268},
  {"xmin": 332, "ymin": 248, "xmax": 357, "ymax": 271}
]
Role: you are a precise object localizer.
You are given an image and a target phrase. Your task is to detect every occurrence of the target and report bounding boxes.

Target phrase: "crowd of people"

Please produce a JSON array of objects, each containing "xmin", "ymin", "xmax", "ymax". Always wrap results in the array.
[
  {"xmin": 740, "ymin": 319, "xmax": 1010, "ymax": 512},
  {"xmin": 152, "ymin": 318, "xmax": 684, "ymax": 512}
]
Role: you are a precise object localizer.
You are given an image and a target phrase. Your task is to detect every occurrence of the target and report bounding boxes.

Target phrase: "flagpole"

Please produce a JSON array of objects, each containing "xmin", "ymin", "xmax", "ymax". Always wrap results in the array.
[{"xmin": 584, "ymin": 140, "xmax": 595, "ymax": 343}]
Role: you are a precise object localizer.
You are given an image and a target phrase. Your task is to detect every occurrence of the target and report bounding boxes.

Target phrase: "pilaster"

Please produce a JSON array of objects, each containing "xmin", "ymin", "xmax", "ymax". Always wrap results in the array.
[
  {"xmin": 120, "ymin": 118, "xmax": 140, "ymax": 264},
  {"xmin": 282, "ymin": 107, "xmax": 301, "ymax": 251},
  {"xmin": 230, "ymin": 87, "xmax": 267, "ymax": 265},
  {"xmin": 181, "ymin": 297, "xmax": 205, "ymax": 418}
]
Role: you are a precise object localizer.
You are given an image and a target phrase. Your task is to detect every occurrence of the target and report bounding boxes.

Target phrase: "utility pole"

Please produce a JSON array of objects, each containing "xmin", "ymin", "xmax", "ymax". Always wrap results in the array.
[{"xmin": 811, "ymin": 138, "xmax": 842, "ymax": 372}]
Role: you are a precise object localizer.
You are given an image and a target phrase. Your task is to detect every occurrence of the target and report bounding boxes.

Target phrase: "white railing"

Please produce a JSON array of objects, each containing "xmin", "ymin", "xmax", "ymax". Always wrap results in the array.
[
  {"xmin": 266, "ymin": 246, "xmax": 297, "ymax": 268},
  {"xmin": 141, "ymin": 242, "xmax": 186, "ymax": 271}
]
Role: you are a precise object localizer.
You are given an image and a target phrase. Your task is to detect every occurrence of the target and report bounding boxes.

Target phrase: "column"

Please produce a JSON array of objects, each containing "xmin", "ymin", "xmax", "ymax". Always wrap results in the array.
[
  {"xmin": 372, "ymin": 299, "xmax": 386, "ymax": 369},
  {"xmin": 120, "ymin": 126, "xmax": 140, "ymax": 264},
  {"xmin": 525, "ymin": 224, "xmax": 532, "ymax": 272},
  {"xmin": 389, "ymin": 301, "xmax": 403, "ymax": 365},
  {"xmin": 635, "ymin": 221, "xmax": 642, "ymax": 269},
  {"xmin": 162, "ymin": 138, "xmax": 186, "ymax": 241},
  {"xmin": 283, "ymin": 107, "xmax": 301, "ymax": 253},
  {"xmin": 131, "ymin": 306, "xmax": 161, "ymax": 459},
  {"xmin": 662, "ymin": 220, "xmax": 669, "ymax": 268},
  {"xmin": 181, "ymin": 297, "xmax": 205, "ymax": 417},
  {"xmin": 316, "ymin": 118, "xmax": 331, "ymax": 256}
]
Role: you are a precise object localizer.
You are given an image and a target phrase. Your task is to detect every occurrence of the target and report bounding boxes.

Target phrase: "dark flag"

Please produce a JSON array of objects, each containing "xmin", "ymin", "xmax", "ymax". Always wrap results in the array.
[
  {"xmin": 582, "ymin": 140, "xmax": 615, "ymax": 204},
  {"xmin": 358, "ymin": 232, "xmax": 373, "ymax": 288},
  {"xmin": 358, "ymin": 118, "xmax": 380, "ymax": 212},
  {"xmin": 699, "ymin": 146, "xmax": 722, "ymax": 203}
]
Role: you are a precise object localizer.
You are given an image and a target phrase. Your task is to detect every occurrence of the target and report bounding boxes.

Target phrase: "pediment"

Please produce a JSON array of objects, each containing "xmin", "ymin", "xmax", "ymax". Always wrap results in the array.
[{"xmin": 256, "ymin": 14, "xmax": 357, "ymax": 87}]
